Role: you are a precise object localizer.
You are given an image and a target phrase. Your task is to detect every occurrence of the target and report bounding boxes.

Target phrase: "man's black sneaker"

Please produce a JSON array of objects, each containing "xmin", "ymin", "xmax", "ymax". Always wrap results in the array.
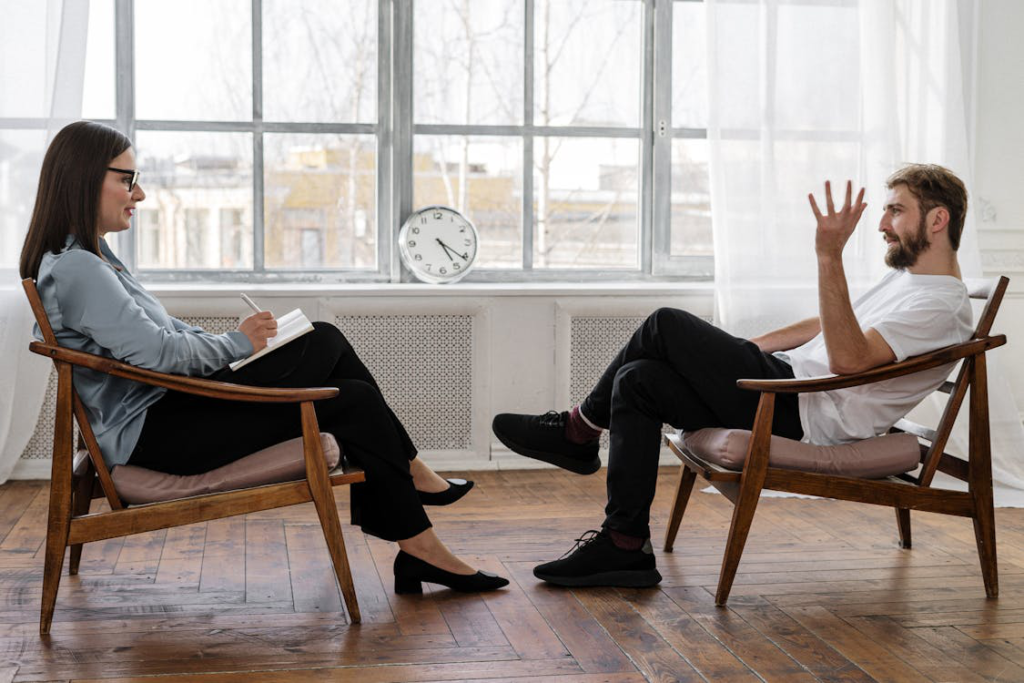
[
  {"xmin": 492, "ymin": 411, "xmax": 600, "ymax": 475},
  {"xmin": 534, "ymin": 529, "xmax": 662, "ymax": 587}
]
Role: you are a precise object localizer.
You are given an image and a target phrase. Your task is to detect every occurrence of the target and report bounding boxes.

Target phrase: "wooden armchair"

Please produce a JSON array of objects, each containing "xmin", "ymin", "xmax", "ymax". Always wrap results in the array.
[
  {"xmin": 22, "ymin": 279, "xmax": 365, "ymax": 635},
  {"xmin": 663, "ymin": 276, "xmax": 1009, "ymax": 605}
]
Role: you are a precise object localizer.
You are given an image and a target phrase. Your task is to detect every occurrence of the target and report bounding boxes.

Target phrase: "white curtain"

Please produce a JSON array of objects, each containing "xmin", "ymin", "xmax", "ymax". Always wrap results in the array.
[
  {"xmin": 0, "ymin": 0, "xmax": 91, "ymax": 483},
  {"xmin": 706, "ymin": 0, "xmax": 1024, "ymax": 503}
]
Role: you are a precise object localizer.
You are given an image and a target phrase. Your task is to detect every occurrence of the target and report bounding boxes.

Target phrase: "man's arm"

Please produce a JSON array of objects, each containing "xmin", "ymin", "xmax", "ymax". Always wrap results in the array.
[
  {"xmin": 810, "ymin": 181, "xmax": 896, "ymax": 375},
  {"xmin": 750, "ymin": 317, "xmax": 821, "ymax": 353}
]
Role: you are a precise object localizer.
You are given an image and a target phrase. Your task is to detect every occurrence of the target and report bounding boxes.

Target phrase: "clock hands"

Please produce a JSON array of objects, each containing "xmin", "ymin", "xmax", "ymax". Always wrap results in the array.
[
  {"xmin": 435, "ymin": 238, "xmax": 455, "ymax": 262},
  {"xmin": 436, "ymin": 238, "xmax": 468, "ymax": 262}
]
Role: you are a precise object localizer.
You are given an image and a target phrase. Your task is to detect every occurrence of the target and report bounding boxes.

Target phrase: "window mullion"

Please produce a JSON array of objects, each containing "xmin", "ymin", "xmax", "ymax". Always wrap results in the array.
[
  {"xmin": 523, "ymin": 0, "xmax": 535, "ymax": 271},
  {"xmin": 651, "ymin": 0, "xmax": 672, "ymax": 274},
  {"xmin": 115, "ymin": 0, "xmax": 136, "ymax": 272},
  {"xmin": 252, "ymin": 0, "xmax": 265, "ymax": 273},
  {"xmin": 377, "ymin": 0, "xmax": 394, "ymax": 280},
  {"xmin": 640, "ymin": 0, "xmax": 657, "ymax": 275},
  {"xmin": 393, "ymin": 0, "xmax": 414, "ymax": 283}
]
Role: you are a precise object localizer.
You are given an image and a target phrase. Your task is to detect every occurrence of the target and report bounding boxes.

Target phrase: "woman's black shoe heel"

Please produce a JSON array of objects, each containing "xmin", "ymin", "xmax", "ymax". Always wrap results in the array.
[
  {"xmin": 393, "ymin": 550, "xmax": 509, "ymax": 593},
  {"xmin": 394, "ymin": 574, "xmax": 423, "ymax": 594},
  {"xmin": 418, "ymin": 478, "xmax": 474, "ymax": 506}
]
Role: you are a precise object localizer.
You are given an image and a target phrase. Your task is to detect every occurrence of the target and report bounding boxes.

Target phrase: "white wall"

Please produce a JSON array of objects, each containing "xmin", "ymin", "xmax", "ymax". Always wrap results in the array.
[{"xmin": 974, "ymin": 0, "xmax": 1024, "ymax": 413}]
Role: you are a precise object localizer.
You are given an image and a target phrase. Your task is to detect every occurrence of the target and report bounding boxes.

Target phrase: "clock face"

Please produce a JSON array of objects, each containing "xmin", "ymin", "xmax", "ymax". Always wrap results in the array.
[{"xmin": 399, "ymin": 206, "xmax": 479, "ymax": 284}]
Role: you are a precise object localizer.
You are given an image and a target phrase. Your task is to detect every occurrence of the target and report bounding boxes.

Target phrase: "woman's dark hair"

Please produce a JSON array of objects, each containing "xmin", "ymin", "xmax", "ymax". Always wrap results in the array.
[{"xmin": 19, "ymin": 121, "xmax": 133, "ymax": 279}]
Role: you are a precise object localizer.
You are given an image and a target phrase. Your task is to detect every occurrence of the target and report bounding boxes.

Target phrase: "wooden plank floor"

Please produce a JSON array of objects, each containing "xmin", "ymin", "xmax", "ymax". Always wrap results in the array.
[{"xmin": 1, "ymin": 467, "xmax": 1023, "ymax": 682}]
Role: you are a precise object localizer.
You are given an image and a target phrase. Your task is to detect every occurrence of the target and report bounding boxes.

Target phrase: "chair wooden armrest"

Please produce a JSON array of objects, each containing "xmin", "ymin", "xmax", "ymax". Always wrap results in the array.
[
  {"xmin": 28, "ymin": 341, "xmax": 338, "ymax": 403},
  {"xmin": 736, "ymin": 335, "xmax": 1006, "ymax": 394}
]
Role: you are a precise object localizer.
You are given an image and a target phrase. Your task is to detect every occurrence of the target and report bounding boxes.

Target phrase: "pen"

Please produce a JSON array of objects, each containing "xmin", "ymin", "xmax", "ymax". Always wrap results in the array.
[{"xmin": 240, "ymin": 293, "xmax": 262, "ymax": 314}]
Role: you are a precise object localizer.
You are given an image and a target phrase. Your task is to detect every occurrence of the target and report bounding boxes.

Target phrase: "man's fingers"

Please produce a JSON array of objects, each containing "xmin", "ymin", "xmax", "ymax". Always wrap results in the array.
[
  {"xmin": 844, "ymin": 180, "xmax": 853, "ymax": 210},
  {"xmin": 825, "ymin": 181, "xmax": 835, "ymax": 215},
  {"xmin": 808, "ymin": 193, "xmax": 822, "ymax": 219},
  {"xmin": 855, "ymin": 201, "xmax": 868, "ymax": 222}
]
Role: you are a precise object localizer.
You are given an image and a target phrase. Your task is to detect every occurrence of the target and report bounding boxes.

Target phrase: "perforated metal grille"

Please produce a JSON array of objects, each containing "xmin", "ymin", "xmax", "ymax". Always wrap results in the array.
[
  {"xmin": 569, "ymin": 316, "xmax": 646, "ymax": 408},
  {"xmin": 178, "ymin": 316, "xmax": 238, "ymax": 334},
  {"xmin": 569, "ymin": 314, "xmax": 712, "ymax": 448},
  {"xmin": 20, "ymin": 369, "xmax": 76, "ymax": 460},
  {"xmin": 335, "ymin": 315, "xmax": 474, "ymax": 450},
  {"xmin": 570, "ymin": 316, "xmax": 645, "ymax": 449}
]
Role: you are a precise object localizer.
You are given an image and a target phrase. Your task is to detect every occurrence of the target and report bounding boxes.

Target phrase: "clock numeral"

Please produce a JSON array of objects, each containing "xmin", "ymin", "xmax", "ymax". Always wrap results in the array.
[
  {"xmin": 453, "ymin": 263, "xmax": 461, "ymax": 270},
  {"xmin": 425, "ymin": 264, "xmax": 432, "ymax": 271},
  {"xmin": 433, "ymin": 211, "xmax": 442, "ymax": 220},
  {"xmin": 412, "ymin": 227, "xmax": 419, "ymax": 234},
  {"xmin": 414, "ymin": 254, "xmax": 422, "ymax": 261},
  {"xmin": 464, "ymin": 239, "xmax": 471, "ymax": 246},
  {"xmin": 408, "ymin": 240, "xmax": 416, "ymax": 247},
  {"xmin": 459, "ymin": 227, "xmax": 466, "ymax": 233},
  {"xmin": 439, "ymin": 267, "xmax": 448, "ymax": 275},
  {"xmin": 420, "ymin": 217, "xmax": 426, "ymax": 224}
]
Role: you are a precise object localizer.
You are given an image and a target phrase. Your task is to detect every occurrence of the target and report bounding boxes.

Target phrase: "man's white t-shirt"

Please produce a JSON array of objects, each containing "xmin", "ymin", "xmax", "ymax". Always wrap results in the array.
[{"xmin": 776, "ymin": 270, "xmax": 973, "ymax": 446}]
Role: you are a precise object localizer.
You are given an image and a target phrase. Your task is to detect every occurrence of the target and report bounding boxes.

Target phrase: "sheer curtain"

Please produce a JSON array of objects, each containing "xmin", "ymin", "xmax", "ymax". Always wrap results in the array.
[
  {"xmin": 706, "ymin": 0, "xmax": 1024, "ymax": 502},
  {"xmin": 0, "ymin": 0, "xmax": 91, "ymax": 483}
]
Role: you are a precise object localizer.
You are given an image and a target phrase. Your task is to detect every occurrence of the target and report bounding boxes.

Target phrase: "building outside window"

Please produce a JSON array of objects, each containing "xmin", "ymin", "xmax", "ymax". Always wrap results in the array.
[{"xmin": 138, "ymin": 209, "xmax": 161, "ymax": 268}]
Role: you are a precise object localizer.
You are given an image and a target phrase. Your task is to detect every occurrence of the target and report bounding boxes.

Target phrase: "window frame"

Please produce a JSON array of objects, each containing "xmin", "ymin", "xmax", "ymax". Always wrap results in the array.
[{"xmin": 1, "ymin": 0, "xmax": 715, "ymax": 283}]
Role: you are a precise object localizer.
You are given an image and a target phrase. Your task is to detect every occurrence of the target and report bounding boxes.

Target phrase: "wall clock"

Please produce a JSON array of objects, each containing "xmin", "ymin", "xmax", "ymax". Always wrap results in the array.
[{"xmin": 398, "ymin": 205, "xmax": 479, "ymax": 284}]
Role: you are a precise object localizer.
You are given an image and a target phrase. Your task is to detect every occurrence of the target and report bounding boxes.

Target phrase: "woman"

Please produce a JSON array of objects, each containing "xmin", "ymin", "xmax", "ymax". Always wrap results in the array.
[{"xmin": 19, "ymin": 121, "xmax": 507, "ymax": 594}]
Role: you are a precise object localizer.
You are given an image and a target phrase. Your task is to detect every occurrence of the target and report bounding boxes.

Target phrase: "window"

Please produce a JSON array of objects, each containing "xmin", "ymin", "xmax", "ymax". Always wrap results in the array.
[
  {"xmin": 0, "ymin": 0, "xmax": 713, "ymax": 282},
  {"xmin": 138, "ymin": 209, "xmax": 161, "ymax": 267}
]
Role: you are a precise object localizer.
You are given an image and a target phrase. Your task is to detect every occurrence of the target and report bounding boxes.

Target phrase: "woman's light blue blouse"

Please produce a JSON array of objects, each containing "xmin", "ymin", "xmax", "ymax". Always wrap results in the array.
[{"xmin": 34, "ymin": 236, "xmax": 253, "ymax": 468}]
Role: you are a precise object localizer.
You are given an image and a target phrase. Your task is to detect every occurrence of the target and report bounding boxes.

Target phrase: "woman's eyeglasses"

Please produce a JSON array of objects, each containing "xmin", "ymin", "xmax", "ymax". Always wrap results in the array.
[{"xmin": 108, "ymin": 167, "xmax": 140, "ymax": 192}]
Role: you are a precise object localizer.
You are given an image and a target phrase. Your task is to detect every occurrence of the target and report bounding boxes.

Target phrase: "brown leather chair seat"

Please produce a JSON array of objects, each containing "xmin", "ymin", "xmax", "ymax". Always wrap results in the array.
[
  {"xmin": 681, "ymin": 429, "xmax": 920, "ymax": 479},
  {"xmin": 111, "ymin": 433, "xmax": 341, "ymax": 505}
]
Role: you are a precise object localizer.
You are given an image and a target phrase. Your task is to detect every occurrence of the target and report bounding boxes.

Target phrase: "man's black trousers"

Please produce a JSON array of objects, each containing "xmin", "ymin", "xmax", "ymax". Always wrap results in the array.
[{"xmin": 580, "ymin": 308, "xmax": 804, "ymax": 539}]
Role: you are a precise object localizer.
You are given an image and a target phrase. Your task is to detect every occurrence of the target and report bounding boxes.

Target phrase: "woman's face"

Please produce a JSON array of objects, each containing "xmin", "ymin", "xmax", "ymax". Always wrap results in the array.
[{"xmin": 98, "ymin": 147, "xmax": 145, "ymax": 237}]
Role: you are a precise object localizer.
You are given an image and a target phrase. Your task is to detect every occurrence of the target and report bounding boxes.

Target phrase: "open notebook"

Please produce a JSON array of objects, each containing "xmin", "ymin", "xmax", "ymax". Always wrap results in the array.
[{"xmin": 229, "ymin": 308, "xmax": 315, "ymax": 371}]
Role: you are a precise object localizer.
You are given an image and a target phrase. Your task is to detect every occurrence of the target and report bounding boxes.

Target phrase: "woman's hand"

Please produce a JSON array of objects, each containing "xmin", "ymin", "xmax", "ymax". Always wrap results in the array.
[{"xmin": 238, "ymin": 311, "xmax": 277, "ymax": 353}]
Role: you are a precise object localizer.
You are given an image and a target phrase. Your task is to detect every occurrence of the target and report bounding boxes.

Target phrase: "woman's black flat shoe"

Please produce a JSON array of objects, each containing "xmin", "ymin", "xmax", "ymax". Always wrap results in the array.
[
  {"xmin": 418, "ymin": 478, "xmax": 474, "ymax": 506},
  {"xmin": 393, "ymin": 550, "xmax": 509, "ymax": 594}
]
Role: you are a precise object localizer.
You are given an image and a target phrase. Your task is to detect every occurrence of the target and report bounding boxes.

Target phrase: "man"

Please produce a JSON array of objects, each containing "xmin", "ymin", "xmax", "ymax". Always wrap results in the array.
[{"xmin": 492, "ymin": 164, "xmax": 974, "ymax": 588}]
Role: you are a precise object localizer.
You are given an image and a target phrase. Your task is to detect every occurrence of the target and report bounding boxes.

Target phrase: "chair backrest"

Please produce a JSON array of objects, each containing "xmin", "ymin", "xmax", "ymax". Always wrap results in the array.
[
  {"xmin": 22, "ymin": 279, "xmax": 124, "ymax": 509},
  {"xmin": 899, "ymin": 276, "xmax": 1009, "ymax": 487}
]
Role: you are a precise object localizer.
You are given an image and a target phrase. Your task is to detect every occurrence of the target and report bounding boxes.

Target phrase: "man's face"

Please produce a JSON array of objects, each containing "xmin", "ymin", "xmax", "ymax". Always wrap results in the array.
[{"xmin": 880, "ymin": 184, "xmax": 930, "ymax": 270}]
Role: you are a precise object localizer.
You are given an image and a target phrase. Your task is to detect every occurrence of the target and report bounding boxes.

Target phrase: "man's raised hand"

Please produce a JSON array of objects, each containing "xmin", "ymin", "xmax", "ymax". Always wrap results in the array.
[{"xmin": 809, "ymin": 180, "xmax": 867, "ymax": 260}]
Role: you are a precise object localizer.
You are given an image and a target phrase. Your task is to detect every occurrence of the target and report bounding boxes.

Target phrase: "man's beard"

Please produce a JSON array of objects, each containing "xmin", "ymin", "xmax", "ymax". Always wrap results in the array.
[{"xmin": 884, "ymin": 216, "xmax": 930, "ymax": 270}]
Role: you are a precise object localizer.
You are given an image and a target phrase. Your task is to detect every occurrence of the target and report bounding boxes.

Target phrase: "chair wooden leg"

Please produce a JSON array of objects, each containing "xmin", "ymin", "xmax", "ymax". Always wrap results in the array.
[
  {"xmin": 716, "ymin": 481, "xmax": 765, "ymax": 605},
  {"xmin": 972, "ymin": 507, "xmax": 998, "ymax": 599},
  {"xmin": 895, "ymin": 508, "xmax": 911, "ymax": 549},
  {"xmin": 42, "ymin": 364, "xmax": 75, "ymax": 636},
  {"xmin": 664, "ymin": 466, "xmax": 697, "ymax": 552},
  {"xmin": 68, "ymin": 472, "xmax": 95, "ymax": 575},
  {"xmin": 309, "ymin": 484, "xmax": 362, "ymax": 623},
  {"xmin": 968, "ymin": 356, "xmax": 998, "ymax": 598},
  {"xmin": 716, "ymin": 394, "xmax": 774, "ymax": 606},
  {"xmin": 301, "ymin": 404, "xmax": 361, "ymax": 624},
  {"xmin": 41, "ymin": 500, "xmax": 71, "ymax": 635}
]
